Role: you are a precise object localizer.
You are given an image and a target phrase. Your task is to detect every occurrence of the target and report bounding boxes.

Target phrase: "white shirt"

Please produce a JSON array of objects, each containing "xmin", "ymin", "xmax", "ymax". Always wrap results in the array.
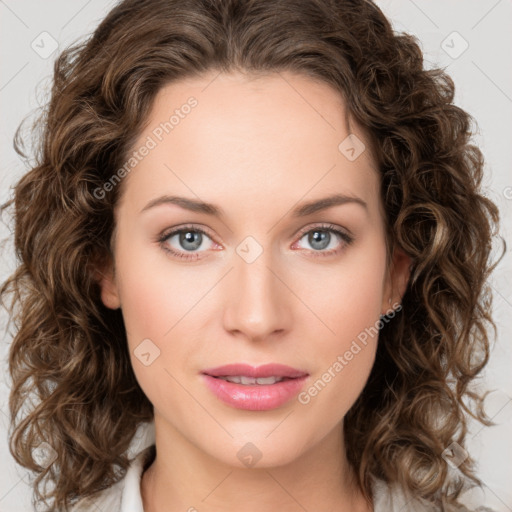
[{"xmin": 69, "ymin": 423, "xmax": 493, "ymax": 511}]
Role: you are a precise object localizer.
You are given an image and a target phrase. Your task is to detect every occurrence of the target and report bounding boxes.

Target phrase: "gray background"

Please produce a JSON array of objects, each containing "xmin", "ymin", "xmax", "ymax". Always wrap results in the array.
[{"xmin": 1, "ymin": 1, "xmax": 511, "ymax": 510}]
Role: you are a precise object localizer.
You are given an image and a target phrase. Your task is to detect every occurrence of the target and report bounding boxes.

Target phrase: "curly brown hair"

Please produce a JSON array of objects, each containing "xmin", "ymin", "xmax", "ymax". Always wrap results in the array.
[{"xmin": 0, "ymin": 0, "xmax": 503, "ymax": 510}]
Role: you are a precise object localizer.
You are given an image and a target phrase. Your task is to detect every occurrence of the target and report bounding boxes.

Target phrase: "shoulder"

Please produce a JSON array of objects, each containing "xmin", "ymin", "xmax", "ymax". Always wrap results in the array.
[
  {"xmin": 70, "ymin": 480, "xmax": 123, "ymax": 511},
  {"xmin": 372, "ymin": 477, "xmax": 437, "ymax": 512},
  {"xmin": 371, "ymin": 478, "xmax": 497, "ymax": 512},
  {"xmin": 70, "ymin": 444, "xmax": 155, "ymax": 512}
]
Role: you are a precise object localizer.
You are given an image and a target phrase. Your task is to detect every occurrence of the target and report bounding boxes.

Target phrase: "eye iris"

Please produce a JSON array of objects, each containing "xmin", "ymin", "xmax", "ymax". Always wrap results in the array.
[
  {"xmin": 309, "ymin": 230, "xmax": 330, "ymax": 250},
  {"xmin": 180, "ymin": 231, "xmax": 202, "ymax": 251}
]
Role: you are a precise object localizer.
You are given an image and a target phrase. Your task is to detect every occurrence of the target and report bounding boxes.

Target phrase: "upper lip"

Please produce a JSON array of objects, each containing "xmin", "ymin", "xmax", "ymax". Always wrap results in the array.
[{"xmin": 202, "ymin": 363, "xmax": 308, "ymax": 379}]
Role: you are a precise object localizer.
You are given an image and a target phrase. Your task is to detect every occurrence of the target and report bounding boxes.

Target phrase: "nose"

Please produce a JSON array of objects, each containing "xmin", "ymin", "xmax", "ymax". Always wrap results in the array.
[{"xmin": 222, "ymin": 246, "xmax": 292, "ymax": 343}]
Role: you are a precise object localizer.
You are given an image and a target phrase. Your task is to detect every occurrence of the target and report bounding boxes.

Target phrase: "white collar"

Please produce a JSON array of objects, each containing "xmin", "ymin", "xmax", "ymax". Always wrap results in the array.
[
  {"xmin": 119, "ymin": 421, "xmax": 156, "ymax": 512},
  {"xmin": 120, "ymin": 444, "xmax": 155, "ymax": 512}
]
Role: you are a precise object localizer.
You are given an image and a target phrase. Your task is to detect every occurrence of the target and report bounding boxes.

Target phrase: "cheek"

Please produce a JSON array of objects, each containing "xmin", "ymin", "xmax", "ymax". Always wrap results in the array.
[
  {"xmin": 289, "ymin": 292, "xmax": 385, "ymax": 454},
  {"xmin": 293, "ymin": 239, "xmax": 387, "ymax": 404},
  {"xmin": 111, "ymin": 237, "xmax": 195, "ymax": 384},
  {"xmin": 113, "ymin": 229, "xmax": 200, "ymax": 341},
  {"xmin": 115, "ymin": 268, "xmax": 194, "ymax": 412},
  {"xmin": 296, "ymin": 238, "xmax": 387, "ymax": 345},
  {"xmin": 111, "ymin": 230, "xmax": 228, "ymax": 403}
]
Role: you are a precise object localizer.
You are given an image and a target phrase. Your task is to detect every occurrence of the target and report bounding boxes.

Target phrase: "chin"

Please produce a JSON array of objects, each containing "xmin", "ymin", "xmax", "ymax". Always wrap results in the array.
[{"xmin": 198, "ymin": 429, "xmax": 313, "ymax": 470}]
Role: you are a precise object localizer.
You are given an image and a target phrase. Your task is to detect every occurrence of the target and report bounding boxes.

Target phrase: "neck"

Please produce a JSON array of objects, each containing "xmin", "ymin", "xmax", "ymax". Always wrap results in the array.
[{"xmin": 141, "ymin": 415, "xmax": 372, "ymax": 512}]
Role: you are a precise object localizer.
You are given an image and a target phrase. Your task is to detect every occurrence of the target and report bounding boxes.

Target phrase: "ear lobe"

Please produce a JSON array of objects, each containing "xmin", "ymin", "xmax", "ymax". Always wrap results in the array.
[
  {"xmin": 382, "ymin": 247, "xmax": 412, "ymax": 314},
  {"xmin": 393, "ymin": 247, "xmax": 412, "ymax": 301},
  {"xmin": 91, "ymin": 257, "xmax": 121, "ymax": 310}
]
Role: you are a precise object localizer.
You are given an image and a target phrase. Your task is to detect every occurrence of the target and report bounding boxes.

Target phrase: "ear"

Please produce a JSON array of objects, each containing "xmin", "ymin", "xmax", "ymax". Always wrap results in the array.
[
  {"xmin": 381, "ymin": 246, "xmax": 411, "ymax": 316},
  {"xmin": 92, "ymin": 255, "xmax": 121, "ymax": 310}
]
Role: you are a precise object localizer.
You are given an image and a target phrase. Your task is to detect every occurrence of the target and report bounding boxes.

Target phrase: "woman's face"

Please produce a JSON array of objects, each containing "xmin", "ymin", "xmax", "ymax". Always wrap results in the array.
[{"xmin": 99, "ymin": 70, "xmax": 410, "ymax": 468}]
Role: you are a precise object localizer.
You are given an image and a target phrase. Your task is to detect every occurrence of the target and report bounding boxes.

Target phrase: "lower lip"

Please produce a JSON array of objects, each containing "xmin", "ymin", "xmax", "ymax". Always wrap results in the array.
[{"xmin": 202, "ymin": 374, "xmax": 308, "ymax": 411}]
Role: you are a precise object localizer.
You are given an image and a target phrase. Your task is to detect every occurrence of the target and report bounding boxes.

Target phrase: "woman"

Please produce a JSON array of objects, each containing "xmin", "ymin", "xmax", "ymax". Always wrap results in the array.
[{"xmin": 0, "ymin": 0, "xmax": 502, "ymax": 510}]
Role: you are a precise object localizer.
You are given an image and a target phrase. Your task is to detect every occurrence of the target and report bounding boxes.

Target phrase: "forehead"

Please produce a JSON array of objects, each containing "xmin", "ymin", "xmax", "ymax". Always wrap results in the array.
[{"xmin": 118, "ymin": 70, "xmax": 381, "ymax": 219}]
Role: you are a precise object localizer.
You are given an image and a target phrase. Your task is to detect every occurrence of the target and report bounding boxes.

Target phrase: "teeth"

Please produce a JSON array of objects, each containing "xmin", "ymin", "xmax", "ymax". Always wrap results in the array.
[
  {"xmin": 254, "ymin": 376, "xmax": 282, "ymax": 385},
  {"xmin": 217, "ymin": 375, "xmax": 285, "ymax": 385}
]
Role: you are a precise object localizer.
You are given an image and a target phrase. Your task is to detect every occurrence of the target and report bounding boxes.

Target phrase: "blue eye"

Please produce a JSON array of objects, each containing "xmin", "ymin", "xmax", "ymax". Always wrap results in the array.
[
  {"xmin": 292, "ymin": 223, "xmax": 354, "ymax": 258},
  {"xmin": 158, "ymin": 225, "xmax": 215, "ymax": 260},
  {"xmin": 157, "ymin": 223, "xmax": 354, "ymax": 261}
]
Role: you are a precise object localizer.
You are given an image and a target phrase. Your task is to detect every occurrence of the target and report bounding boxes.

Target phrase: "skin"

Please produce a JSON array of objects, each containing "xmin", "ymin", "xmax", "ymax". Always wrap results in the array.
[{"xmin": 98, "ymin": 70, "xmax": 411, "ymax": 512}]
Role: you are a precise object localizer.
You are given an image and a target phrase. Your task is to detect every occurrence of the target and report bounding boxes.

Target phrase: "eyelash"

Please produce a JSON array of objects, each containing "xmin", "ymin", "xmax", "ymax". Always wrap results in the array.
[{"xmin": 157, "ymin": 223, "xmax": 354, "ymax": 261}]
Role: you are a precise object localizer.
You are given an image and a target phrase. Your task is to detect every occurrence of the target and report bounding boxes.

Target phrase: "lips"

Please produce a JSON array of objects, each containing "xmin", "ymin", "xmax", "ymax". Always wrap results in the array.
[{"xmin": 201, "ymin": 363, "xmax": 309, "ymax": 411}]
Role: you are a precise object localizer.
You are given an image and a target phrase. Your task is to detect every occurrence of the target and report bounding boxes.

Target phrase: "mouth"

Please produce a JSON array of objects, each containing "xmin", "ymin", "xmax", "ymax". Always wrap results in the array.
[
  {"xmin": 213, "ymin": 375, "xmax": 293, "ymax": 385},
  {"xmin": 202, "ymin": 363, "xmax": 308, "ymax": 379},
  {"xmin": 201, "ymin": 363, "xmax": 309, "ymax": 411}
]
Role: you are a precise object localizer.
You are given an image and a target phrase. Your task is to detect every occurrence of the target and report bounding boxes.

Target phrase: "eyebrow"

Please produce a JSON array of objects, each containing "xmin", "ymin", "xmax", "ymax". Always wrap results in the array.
[{"xmin": 140, "ymin": 193, "xmax": 367, "ymax": 217}]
